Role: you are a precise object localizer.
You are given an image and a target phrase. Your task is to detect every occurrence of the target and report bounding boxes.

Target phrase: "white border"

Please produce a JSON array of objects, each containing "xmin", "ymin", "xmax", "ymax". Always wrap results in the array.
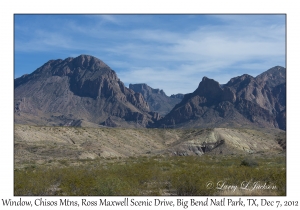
[{"xmin": 2, "ymin": 0, "xmax": 299, "ymax": 209}]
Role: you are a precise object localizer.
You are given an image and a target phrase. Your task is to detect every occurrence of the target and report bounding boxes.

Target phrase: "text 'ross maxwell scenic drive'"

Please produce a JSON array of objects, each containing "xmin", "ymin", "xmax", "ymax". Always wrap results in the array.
[{"xmin": 14, "ymin": 54, "xmax": 286, "ymax": 196}]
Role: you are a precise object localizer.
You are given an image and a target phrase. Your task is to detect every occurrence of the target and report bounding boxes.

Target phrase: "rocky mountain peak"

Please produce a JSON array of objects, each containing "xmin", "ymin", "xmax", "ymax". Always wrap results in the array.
[
  {"xmin": 14, "ymin": 55, "xmax": 160, "ymax": 128},
  {"xmin": 156, "ymin": 66, "xmax": 286, "ymax": 130},
  {"xmin": 226, "ymin": 74, "xmax": 255, "ymax": 87},
  {"xmin": 255, "ymin": 66, "xmax": 286, "ymax": 88},
  {"xmin": 194, "ymin": 77, "xmax": 223, "ymax": 102},
  {"xmin": 71, "ymin": 54, "xmax": 109, "ymax": 69},
  {"xmin": 170, "ymin": 93, "xmax": 184, "ymax": 99},
  {"xmin": 129, "ymin": 83, "xmax": 166, "ymax": 96}
]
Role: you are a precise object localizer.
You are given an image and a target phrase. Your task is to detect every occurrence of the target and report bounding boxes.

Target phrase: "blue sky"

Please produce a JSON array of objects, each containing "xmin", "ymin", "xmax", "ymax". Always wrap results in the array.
[{"xmin": 14, "ymin": 14, "xmax": 286, "ymax": 95}]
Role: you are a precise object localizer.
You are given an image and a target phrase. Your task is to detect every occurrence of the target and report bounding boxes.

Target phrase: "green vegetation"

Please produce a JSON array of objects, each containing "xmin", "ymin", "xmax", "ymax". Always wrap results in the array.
[{"xmin": 14, "ymin": 155, "xmax": 286, "ymax": 196}]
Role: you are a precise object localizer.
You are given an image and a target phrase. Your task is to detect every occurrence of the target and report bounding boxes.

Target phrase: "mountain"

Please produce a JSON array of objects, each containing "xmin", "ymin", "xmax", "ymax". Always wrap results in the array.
[
  {"xmin": 155, "ymin": 66, "xmax": 286, "ymax": 130},
  {"xmin": 14, "ymin": 55, "xmax": 161, "ymax": 127},
  {"xmin": 170, "ymin": 93, "xmax": 184, "ymax": 100},
  {"xmin": 129, "ymin": 83, "xmax": 182, "ymax": 116},
  {"xmin": 225, "ymin": 66, "xmax": 286, "ymax": 114},
  {"xmin": 14, "ymin": 55, "xmax": 286, "ymax": 131},
  {"xmin": 255, "ymin": 66, "xmax": 286, "ymax": 88}
]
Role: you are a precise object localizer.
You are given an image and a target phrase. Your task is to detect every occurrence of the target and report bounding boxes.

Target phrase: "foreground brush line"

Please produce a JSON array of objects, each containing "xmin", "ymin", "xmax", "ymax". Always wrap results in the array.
[{"xmin": 14, "ymin": 155, "xmax": 286, "ymax": 196}]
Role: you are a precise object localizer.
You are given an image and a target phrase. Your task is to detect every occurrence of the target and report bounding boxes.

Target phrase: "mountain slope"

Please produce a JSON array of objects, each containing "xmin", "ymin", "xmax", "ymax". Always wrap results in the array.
[
  {"xmin": 155, "ymin": 67, "xmax": 286, "ymax": 130},
  {"xmin": 14, "ymin": 56, "xmax": 286, "ymax": 131},
  {"xmin": 14, "ymin": 55, "xmax": 160, "ymax": 127}
]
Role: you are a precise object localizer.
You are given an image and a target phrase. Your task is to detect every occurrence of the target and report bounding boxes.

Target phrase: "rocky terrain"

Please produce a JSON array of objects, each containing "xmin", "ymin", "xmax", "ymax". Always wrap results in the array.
[
  {"xmin": 14, "ymin": 55, "xmax": 161, "ymax": 128},
  {"xmin": 129, "ymin": 83, "xmax": 182, "ymax": 116},
  {"xmin": 14, "ymin": 55, "xmax": 286, "ymax": 131},
  {"xmin": 156, "ymin": 66, "xmax": 286, "ymax": 130}
]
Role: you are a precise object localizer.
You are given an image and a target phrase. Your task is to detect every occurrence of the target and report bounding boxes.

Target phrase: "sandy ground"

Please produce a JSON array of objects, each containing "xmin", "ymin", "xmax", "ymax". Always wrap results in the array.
[{"xmin": 14, "ymin": 124, "xmax": 285, "ymax": 167}]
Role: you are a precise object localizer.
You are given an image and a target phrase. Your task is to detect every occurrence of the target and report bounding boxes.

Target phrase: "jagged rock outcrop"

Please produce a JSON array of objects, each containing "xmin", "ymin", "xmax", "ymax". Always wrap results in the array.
[
  {"xmin": 129, "ymin": 83, "xmax": 182, "ymax": 116},
  {"xmin": 155, "ymin": 66, "xmax": 286, "ymax": 130},
  {"xmin": 170, "ymin": 93, "xmax": 185, "ymax": 99},
  {"xmin": 14, "ymin": 55, "xmax": 160, "ymax": 127},
  {"xmin": 255, "ymin": 66, "xmax": 286, "ymax": 88}
]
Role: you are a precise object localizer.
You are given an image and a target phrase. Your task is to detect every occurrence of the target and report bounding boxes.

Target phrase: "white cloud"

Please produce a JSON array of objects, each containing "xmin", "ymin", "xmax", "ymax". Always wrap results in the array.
[
  {"xmin": 115, "ymin": 21, "xmax": 285, "ymax": 94},
  {"xmin": 14, "ymin": 15, "xmax": 285, "ymax": 95},
  {"xmin": 15, "ymin": 31, "xmax": 72, "ymax": 52},
  {"xmin": 99, "ymin": 15, "xmax": 119, "ymax": 24}
]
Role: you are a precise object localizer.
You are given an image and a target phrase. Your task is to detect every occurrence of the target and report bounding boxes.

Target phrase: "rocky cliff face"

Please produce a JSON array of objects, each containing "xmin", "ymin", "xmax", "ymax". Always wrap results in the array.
[
  {"xmin": 155, "ymin": 66, "xmax": 286, "ymax": 130},
  {"xmin": 129, "ymin": 83, "xmax": 182, "ymax": 116},
  {"xmin": 14, "ymin": 55, "xmax": 160, "ymax": 127}
]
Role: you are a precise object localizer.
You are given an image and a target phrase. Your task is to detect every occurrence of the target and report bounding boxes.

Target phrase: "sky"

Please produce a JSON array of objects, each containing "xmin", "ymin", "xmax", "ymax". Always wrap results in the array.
[{"xmin": 14, "ymin": 14, "xmax": 286, "ymax": 95}]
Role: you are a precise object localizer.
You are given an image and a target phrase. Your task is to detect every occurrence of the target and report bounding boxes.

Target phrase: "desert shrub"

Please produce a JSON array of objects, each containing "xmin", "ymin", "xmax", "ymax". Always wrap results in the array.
[
  {"xmin": 14, "ymin": 167, "xmax": 57, "ymax": 195},
  {"xmin": 240, "ymin": 158, "xmax": 259, "ymax": 167},
  {"xmin": 171, "ymin": 171, "xmax": 202, "ymax": 195},
  {"xmin": 14, "ymin": 155, "xmax": 286, "ymax": 196},
  {"xmin": 93, "ymin": 176, "xmax": 134, "ymax": 195}
]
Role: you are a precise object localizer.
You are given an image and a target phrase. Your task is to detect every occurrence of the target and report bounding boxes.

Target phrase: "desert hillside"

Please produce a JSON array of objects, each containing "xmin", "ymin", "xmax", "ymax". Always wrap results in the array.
[{"xmin": 14, "ymin": 124, "xmax": 285, "ymax": 167}]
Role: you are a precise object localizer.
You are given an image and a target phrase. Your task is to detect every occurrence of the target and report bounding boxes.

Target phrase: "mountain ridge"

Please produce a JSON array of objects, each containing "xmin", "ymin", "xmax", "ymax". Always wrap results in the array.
[
  {"xmin": 14, "ymin": 55, "xmax": 161, "ymax": 128},
  {"xmin": 14, "ymin": 55, "xmax": 286, "ymax": 130},
  {"xmin": 129, "ymin": 83, "xmax": 182, "ymax": 116},
  {"xmin": 155, "ymin": 66, "xmax": 286, "ymax": 130}
]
